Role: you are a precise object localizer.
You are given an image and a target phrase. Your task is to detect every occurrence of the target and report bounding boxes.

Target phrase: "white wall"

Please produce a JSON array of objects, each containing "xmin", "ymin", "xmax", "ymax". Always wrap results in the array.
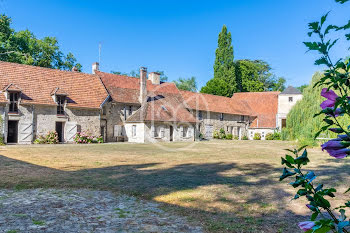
[
  {"xmin": 248, "ymin": 128, "xmax": 275, "ymax": 140},
  {"xmin": 125, "ymin": 123, "xmax": 145, "ymax": 143},
  {"xmin": 277, "ymin": 94, "xmax": 302, "ymax": 130}
]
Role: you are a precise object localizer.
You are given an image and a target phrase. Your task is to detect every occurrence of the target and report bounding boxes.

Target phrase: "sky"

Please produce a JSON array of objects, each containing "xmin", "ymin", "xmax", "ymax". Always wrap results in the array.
[{"xmin": 1, "ymin": 0, "xmax": 349, "ymax": 89}]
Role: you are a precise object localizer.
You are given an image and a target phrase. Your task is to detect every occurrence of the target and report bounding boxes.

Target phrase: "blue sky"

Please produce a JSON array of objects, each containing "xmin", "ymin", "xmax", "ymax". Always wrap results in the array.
[{"xmin": 1, "ymin": 0, "xmax": 349, "ymax": 89}]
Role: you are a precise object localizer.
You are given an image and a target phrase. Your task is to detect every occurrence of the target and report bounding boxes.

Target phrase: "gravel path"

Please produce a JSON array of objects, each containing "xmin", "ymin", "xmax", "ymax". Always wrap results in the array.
[{"xmin": 0, "ymin": 189, "xmax": 203, "ymax": 233}]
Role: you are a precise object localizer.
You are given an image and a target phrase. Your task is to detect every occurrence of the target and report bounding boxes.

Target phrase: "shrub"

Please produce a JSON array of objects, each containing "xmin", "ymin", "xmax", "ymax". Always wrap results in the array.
[
  {"xmin": 219, "ymin": 128, "xmax": 226, "ymax": 139},
  {"xmin": 265, "ymin": 132, "xmax": 281, "ymax": 140},
  {"xmin": 242, "ymin": 135, "xmax": 248, "ymax": 140},
  {"xmin": 74, "ymin": 132, "xmax": 103, "ymax": 144},
  {"xmin": 265, "ymin": 133, "xmax": 274, "ymax": 140},
  {"xmin": 213, "ymin": 131, "xmax": 219, "ymax": 139},
  {"xmin": 253, "ymin": 132, "xmax": 261, "ymax": 140},
  {"xmin": 34, "ymin": 131, "xmax": 59, "ymax": 144},
  {"xmin": 226, "ymin": 134, "xmax": 233, "ymax": 140},
  {"xmin": 233, "ymin": 135, "xmax": 239, "ymax": 140}
]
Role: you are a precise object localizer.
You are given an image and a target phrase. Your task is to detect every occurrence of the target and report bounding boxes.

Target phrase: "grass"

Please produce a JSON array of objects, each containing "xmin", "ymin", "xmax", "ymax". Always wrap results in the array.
[{"xmin": 0, "ymin": 140, "xmax": 349, "ymax": 232}]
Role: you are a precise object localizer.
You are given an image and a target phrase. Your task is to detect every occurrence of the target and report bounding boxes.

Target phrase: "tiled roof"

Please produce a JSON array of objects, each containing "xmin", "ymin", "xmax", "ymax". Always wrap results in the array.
[
  {"xmin": 180, "ymin": 90, "xmax": 254, "ymax": 116},
  {"xmin": 280, "ymin": 86, "xmax": 302, "ymax": 95},
  {"xmin": 126, "ymin": 93, "xmax": 197, "ymax": 123},
  {"xmin": 96, "ymin": 71, "xmax": 179, "ymax": 104},
  {"xmin": 0, "ymin": 61, "xmax": 108, "ymax": 109},
  {"xmin": 97, "ymin": 71, "xmax": 197, "ymax": 123},
  {"xmin": 233, "ymin": 91, "xmax": 280, "ymax": 128}
]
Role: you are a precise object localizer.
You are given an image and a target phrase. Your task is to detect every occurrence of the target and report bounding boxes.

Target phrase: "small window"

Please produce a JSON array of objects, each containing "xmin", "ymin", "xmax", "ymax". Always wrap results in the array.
[
  {"xmin": 123, "ymin": 105, "xmax": 127, "ymax": 120},
  {"xmin": 220, "ymin": 113, "xmax": 224, "ymax": 121},
  {"xmin": 183, "ymin": 127, "xmax": 188, "ymax": 138},
  {"xmin": 9, "ymin": 92, "xmax": 19, "ymax": 113},
  {"xmin": 132, "ymin": 125, "xmax": 136, "ymax": 137},
  {"xmin": 198, "ymin": 111, "xmax": 203, "ymax": 120},
  {"xmin": 241, "ymin": 115, "xmax": 245, "ymax": 121},
  {"xmin": 129, "ymin": 106, "xmax": 133, "ymax": 115},
  {"xmin": 289, "ymin": 97, "xmax": 293, "ymax": 102},
  {"xmin": 262, "ymin": 131, "xmax": 265, "ymax": 138},
  {"xmin": 102, "ymin": 106, "xmax": 107, "ymax": 115},
  {"xmin": 56, "ymin": 95, "xmax": 65, "ymax": 115}
]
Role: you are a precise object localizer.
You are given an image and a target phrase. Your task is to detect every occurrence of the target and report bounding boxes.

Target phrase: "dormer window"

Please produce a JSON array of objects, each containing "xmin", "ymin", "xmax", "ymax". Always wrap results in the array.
[
  {"xmin": 9, "ymin": 91, "xmax": 19, "ymax": 113},
  {"xmin": 56, "ymin": 95, "xmax": 65, "ymax": 115}
]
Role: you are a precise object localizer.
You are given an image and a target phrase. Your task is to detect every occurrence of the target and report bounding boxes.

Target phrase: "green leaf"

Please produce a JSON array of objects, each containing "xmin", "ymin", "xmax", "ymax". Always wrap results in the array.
[
  {"xmin": 308, "ymin": 22, "xmax": 320, "ymax": 31},
  {"xmin": 285, "ymin": 155, "xmax": 295, "ymax": 164},
  {"xmin": 338, "ymin": 221, "xmax": 349, "ymax": 233},
  {"xmin": 304, "ymin": 42, "xmax": 321, "ymax": 52},
  {"xmin": 315, "ymin": 184, "xmax": 323, "ymax": 192},
  {"xmin": 320, "ymin": 11, "xmax": 330, "ymax": 26},
  {"xmin": 295, "ymin": 149, "xmax": 310, "ymax": 165},
  {"xmin": 297, "ymin": 145, "xmax": 308, "ymax": 152},
  {"xmin": 297, "ymin": 189, "xmax": 308, "ymax": 196},
  {"xmin": 280, "ymin": 168, "xmax": 296, "ymax": 181},
  {"xmin": 311, "ymin": 212, "xmax": 319, "ymax": 221},
  {"xmin": 314, "ymin": 57, "xmax": 330, "ymax": 66},
  {"xmin": 345, "ymin": 187, "xmax": 350, "ymax": 193},
  {"xmin": 325, "ymin": 25, "xmax": 339, "ymax": 35},
  {"xmin": 335, "ymin": 0, "xmax": 349, "ymax": 3}
]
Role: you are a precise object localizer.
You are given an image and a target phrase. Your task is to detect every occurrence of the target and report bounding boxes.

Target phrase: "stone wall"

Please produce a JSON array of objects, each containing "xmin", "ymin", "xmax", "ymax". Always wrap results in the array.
[
  {"xmin": 195, "ymin": 111, "xmax": 249, "ymax": 139},
  {"xmin": 248, "ymin": 128, "xmax": 275, "ymax": 140},
  {"xmin": 101, "ymin": 102, "xmax": 140, "ymax": 142},
  {"xmin": 2, "ymin": 103, "xmax": 100, "ymax": 144}
]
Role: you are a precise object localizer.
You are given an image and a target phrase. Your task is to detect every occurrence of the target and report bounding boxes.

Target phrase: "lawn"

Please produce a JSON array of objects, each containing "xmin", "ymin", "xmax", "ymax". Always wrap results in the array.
[{"xmin": 0, "ymin": 140, "xmax": 349, "ymax": 232}]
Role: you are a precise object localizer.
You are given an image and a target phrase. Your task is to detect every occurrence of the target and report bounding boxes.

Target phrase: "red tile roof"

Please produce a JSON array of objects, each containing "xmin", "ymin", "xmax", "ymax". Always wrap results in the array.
[
  {"xmin": 233, "ymin": 91, "xmax": 280, "ymax": 128},
  {"xmin": 97, "ymin": 71, "xmax": 197, "ymax": 123},
  {"xmin": 0, "ymin": 61, "xmax": 108, "ymax": 109},
  {"xmin": 180, "ymin": 90, "xmax": 254, "ymax": 116}
]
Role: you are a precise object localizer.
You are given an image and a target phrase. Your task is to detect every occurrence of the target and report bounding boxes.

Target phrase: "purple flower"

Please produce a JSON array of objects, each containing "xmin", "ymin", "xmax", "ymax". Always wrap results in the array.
[
  {"xmin": 320, "ymin": 88, "xmax": 338, "ymax": 110},
  {"xmin": 298, "ymin": 221, "xmax": 315, "ymax": 232},
  {"xmin": 321, "ymin": 140, "xmax": 347, "ymax": 150},
  {"xmin": 324, "ymin": 148, "xmax": 350, "ymax": 159}
]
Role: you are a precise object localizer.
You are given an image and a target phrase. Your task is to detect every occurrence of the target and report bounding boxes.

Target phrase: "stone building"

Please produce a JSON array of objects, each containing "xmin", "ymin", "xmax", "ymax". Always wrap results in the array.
[
  {"xmin": 0, "ymin": 61, "xmax": 301, "ymax": 144},
  {"xmin": 0, "ymin": 61, "xmax": 108, "ymax": 144},
  {"xmin": 233, "ymin": 87, "xmax": 302, "ymax": 140}
]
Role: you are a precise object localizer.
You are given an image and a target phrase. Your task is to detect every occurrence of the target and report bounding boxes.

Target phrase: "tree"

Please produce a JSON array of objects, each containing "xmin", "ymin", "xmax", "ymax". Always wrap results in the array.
[
  {"xmin": 0, "ymin": 14, "xmax": 81, "ymax": 71},
  {"xmin": 174, "ymin": 76, "xmax": 197, "ymax": 92},
  {"xmin": 200, "ymin": 78, "xmax": 231, "ymax": 96},
  {"xmin": 234, "ymin": 60, "xmax": 264, "ymax": 92},
  {"xmin": 296, "ymin": 84, "xmax": 308, "ymax": 93},
  {"xmin": 111, "ymin": 70, "xmax": 167, "ymax": 81},
  {"xmin": 201, "ymin": 25, "xmax": 237, "ymax": 97}
]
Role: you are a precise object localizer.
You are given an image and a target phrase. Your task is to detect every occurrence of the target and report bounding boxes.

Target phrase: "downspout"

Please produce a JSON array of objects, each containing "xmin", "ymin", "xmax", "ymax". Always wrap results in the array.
[{"xmin": 32, "ymin": 105, "xmax": 35, "ymax": 143}]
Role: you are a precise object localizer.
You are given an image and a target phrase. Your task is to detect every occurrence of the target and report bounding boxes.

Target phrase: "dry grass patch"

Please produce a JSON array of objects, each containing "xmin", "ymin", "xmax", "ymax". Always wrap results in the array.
[{"xmin": 0, "ymin": 140, "xmax": 349, "ymax": 232}]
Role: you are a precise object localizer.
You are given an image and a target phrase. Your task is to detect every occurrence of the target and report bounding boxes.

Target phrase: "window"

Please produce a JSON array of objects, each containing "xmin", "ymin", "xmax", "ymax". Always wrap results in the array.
[
  {"xmin": 56, "ymin": 95, "xmax": 65, "ymax": 115},
  {"xmin": 9, "ymin": 92, "xmax": 19, "ymax": 113},
  {"xmin": 262, "ymin": 131, "xmax": 265, "ymax": 138},
  {"xmin": 289, "ymin": 97, "xmax": 293, "ymax": 102},
  {"xmin": 123, "ymin": 105, "xmax": 127, "ymax": 120},
  {"xmin": 241, "ymin": 115, "xmax": 245, "ymax": 122},
  {"xmin": 129, "ymin": 106, "xmax": 133, "ymax": 115},
  {"xmin": 198, "ymin": 111, "xmax": 203, "ymax": 120},
  {"xmin": 132, "ymin": 125, "xmax": 136, "ymax": 137},
  {"xmin": 219, "ymin": 113, "xmax": 224, "ymax": 121},
  {"xmin": 183, "ymin": 127, "xmax": 188, "ymax": 138},
  {"xmin": 102, "ymin": 106, "xmax": 107, "ymax": 115}
]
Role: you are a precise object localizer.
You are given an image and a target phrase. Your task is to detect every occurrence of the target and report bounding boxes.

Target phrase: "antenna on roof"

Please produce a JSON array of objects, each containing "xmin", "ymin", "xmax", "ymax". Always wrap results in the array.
[{"xmin": 98, "ymin": 42, "xmax": 102, "ymax": 65}]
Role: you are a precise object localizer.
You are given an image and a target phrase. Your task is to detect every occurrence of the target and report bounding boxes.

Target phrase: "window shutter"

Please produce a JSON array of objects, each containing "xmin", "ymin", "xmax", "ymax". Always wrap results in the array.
[
  {"xmin": 151, "ymin": 125, "xmax": 156, "ymax": 138},
  {"xmin": 180, "ymin": 126, "xmax": 184, "ymax": 138},
  {"xmin": 160, "ymin": 127, "xmax": 165, "ymax": 138}
]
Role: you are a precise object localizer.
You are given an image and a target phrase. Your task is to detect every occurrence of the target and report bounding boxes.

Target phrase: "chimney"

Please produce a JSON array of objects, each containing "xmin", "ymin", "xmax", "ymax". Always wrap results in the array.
[
  {"xmin": 139, "ymin": 67, "xmax": 147, "ymax": 104},
  {"xmin": 148, "ymin": 72, "xmax": 160, "ymax": 85},
  {"xmin": 92, "ymin": 62, "xmax": 99, "ymax": 74},
  {"xmin": 72, "ymin": 66, "xmax": 78, "ymax": 72}
]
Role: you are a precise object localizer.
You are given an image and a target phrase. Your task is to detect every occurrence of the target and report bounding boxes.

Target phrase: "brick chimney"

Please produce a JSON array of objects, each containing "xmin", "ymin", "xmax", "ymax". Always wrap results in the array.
[
  {"xmin": 148, "ymin": 72, "xmax": 160, "ymax": 85},
  {"xmin": 139, "ymin": 67, "xmax": 147, "ymax": 104},
  {"xmin": 92, "ymin": 62, "xmax": 99, "ymax": 74}
]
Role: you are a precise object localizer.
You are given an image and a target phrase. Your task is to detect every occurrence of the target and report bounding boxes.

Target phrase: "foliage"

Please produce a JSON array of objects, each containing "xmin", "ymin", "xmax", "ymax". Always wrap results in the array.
[
  {"xmin": 283, "ymin": 72, "xmax": 350, "ymax": 145},
  {"xmin": 280, "ymin": 1, "xmax": 350, "ymax": 231},
  {"xmin": 266, "ymin": 131, "xmax": 281, "ymax": 140},
  {"xmin": 74, "ymin": 132, "xmax": 103, "ymax": 144},
  {"xmin": 226, "ymin": 134, "xmax": 233, "ymax": 140},
  {"xmin": 111, "ymin": 70, "xmax": 168, "ymax": 82},
  {"xmin": 219, "ymin": 128, "xmax": 226, "ymax": 139},
  {"xmin": 0, "ymin": 14, "xmax": 81, "ymax": 71},
  {"xmin": 242, "ymin": 134, "xmax": 249, "ymax": 140},
  {"xmin": 253, "ymin": 132, "xmax": 261, "ymax": 140},
  {"xmin": 297, "ymin": 84, "xmax": 309, "ymax": 93},
  {"xmin": 233, "ymin": 135, "xmax": 239, "ymax": 140},
  {"xmin": 213, "ymin": 130, "xmax": 220, "ymax": 139},
  {"xmin": 201, "ymin": 25, "xmax": 286, "ymax": 97},
  {"xmin": 174, "ymin": 76, "xmax": 197, "ymax": 92},
  {"xmin": 34, "ymin": 131, "xmax": 59, "ymax": 144}
]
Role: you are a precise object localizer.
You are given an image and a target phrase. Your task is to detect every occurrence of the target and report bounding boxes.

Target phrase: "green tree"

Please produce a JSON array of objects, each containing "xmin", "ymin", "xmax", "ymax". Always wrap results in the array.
[
  {"xmin": 174, "ymin": 76, "xmax": 197, "ymax": 92},
  {"xmin": 201, "ymin": 25, "xmax": 236, "ymax": 97},
  {"xmin": 296, "ymin": 84, "xmax": 308, "ymax": 93},
  {"xmin": 235, "ymin": 60, "xmax": 264, "ymax": 92},
  {"xmin": 282, "ymin": 72, "xmax": 350, "ymax": 145},
  {"xmin": 0, "ymin": 14, "xmax": 81, "ymax": 71},
  {"xmin": 111, "ymin": 70, "xmax": 167, "ymax": 81},
  {"xmin": 200, "ymin": 78, "xmax": 231, "ymax": 96}
]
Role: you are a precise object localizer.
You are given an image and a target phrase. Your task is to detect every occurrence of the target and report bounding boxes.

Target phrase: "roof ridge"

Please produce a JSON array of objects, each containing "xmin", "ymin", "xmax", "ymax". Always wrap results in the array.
[{"xmin": 0, "ymin": 61, "xmax": 96, "ymax": 77}]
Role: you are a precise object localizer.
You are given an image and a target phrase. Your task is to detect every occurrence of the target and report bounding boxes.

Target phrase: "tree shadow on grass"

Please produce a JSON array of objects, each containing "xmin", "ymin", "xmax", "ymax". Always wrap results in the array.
[{"xmin": 0, "ymin": 154, "xmax": 308, "ymax": 232}]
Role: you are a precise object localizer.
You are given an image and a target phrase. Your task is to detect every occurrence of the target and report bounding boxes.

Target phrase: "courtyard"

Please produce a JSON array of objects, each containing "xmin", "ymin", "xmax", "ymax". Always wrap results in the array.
[{"xmin": 0, "ymin": 140, "xmax": 349, "ymax": 232}]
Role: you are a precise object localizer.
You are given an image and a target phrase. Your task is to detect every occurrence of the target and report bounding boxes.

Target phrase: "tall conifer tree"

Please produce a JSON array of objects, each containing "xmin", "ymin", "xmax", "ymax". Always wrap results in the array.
[{"xmin": 201, "ymin": 25, "xmax": 237, "ymax": 97}]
